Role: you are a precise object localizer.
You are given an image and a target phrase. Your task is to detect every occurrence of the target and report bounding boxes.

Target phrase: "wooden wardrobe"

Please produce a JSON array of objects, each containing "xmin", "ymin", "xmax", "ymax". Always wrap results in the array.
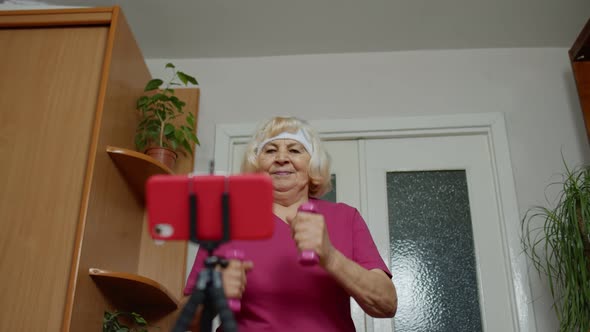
[
  {"xmin": 570, "ymin": 17, "xmax": 590, "ymax": 144},
  {"xmin": 0, "ymin": 6, "xmax": 199, "ymax": 331}
]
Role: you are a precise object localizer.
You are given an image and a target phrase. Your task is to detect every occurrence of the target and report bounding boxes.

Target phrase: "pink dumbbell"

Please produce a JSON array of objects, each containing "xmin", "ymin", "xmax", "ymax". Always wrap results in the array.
[
  {"xmin": 298, "ymin": 202, "xmax": 320, "ymax": 266},
  {"xmin": 225, "ymin": 249, "xmax": 245, "ymax": 312}
]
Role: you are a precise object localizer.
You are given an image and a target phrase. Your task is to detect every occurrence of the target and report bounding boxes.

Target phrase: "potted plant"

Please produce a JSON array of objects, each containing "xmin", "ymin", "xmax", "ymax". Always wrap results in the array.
[
  {"xmin": 135, "ymin": 63, "xmax": 199, "ymax": 170},
  {"xmin": 103, "ymin": 310, "xmax": 156, "ymax": 332},
  {"xmin": 521, "ymin": 162, "xmax": 590, "ymax": 332}
]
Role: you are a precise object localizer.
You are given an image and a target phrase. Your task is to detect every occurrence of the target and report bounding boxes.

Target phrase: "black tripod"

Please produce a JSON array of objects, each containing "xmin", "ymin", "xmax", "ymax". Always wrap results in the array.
[{"xmin": 171, "ymin": 176, "xmax": 237, "ymax": 332}]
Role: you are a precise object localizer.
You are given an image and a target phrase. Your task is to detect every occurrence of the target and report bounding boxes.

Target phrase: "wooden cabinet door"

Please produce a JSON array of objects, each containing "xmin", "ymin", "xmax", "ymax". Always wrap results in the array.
[{"xmin": 0, "ymin": 24, "xmax": 108, "ymax": 332}]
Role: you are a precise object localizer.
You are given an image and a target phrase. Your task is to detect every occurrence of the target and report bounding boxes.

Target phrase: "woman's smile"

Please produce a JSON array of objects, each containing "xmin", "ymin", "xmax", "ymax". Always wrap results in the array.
[{"xmin": 272, "ymin": 170, "xmax": 294, "ymax": 176}]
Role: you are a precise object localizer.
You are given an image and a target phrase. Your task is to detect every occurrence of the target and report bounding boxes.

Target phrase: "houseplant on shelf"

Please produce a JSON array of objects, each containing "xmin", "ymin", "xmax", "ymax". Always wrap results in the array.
[
  {"xmin": 135, "ymin": 63, "xmax": 199, "ymax": 170},
  {"xmin": 521, "ymin": 162, "xmax": 590, "ymax": 332}
]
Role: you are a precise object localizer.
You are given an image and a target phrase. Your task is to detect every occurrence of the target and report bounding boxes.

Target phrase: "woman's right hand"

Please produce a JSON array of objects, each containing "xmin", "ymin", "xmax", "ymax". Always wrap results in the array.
[{"xmin": 222, "ymin": 259, "xmax": 254, "ymax": 299}]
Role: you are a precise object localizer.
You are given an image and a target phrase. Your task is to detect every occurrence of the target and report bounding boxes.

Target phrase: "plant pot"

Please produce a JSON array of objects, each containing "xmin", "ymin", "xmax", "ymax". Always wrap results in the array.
[{"xmin": 145, "ymin": 147, "xmax": 177, "ymax": 170}]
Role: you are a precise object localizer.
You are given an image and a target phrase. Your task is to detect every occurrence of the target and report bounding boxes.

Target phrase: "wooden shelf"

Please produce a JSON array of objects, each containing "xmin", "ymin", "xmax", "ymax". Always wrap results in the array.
[
  {"xmin": 106, "ymin": 146, "xmax": 172, "ymax": 202},
  {"xmin": 89, "ymin": 268, "xmax": 178, "ymax": 313}
]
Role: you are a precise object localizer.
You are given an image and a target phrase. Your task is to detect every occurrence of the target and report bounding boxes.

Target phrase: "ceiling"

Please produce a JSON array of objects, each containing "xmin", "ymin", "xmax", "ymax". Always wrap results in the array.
[{"xmin": 10, "ymin": 0, "xmax": 590, "ymax": 59}]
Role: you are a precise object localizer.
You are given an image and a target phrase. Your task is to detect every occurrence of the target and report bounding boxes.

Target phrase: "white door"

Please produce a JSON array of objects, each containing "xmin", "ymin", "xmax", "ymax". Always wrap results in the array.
[{"xmin": 362, "ymin": 134, "xmax": 517, "ymax": 331}]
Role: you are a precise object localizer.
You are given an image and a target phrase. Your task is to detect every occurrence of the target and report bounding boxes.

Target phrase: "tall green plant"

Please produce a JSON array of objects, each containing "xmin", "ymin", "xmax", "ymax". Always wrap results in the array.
[
  {"xmin": 522, "ymin": 164, "xmax": 590, "ymax": 332},
  {"xmin": 135, "ymin": 63, "xmax": 199, "ymax": 155}
]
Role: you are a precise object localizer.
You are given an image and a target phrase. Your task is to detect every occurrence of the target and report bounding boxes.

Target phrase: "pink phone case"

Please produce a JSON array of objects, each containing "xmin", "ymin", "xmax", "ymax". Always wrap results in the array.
[{"xmin": 146, "ymin": 174, "xmax": 275, "ymax": 241}]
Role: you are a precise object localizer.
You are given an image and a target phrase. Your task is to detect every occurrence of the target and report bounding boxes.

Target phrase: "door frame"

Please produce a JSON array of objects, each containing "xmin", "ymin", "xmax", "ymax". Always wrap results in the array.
[{"xmin": 214, "ymin": 112, "xmax": 535, "ymax": 332}]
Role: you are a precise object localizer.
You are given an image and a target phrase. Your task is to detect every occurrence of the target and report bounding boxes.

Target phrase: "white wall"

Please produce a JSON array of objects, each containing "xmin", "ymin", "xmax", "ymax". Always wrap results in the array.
[{"xmin": 148, "ymin": 48, "xmax": 590, "ymax": 331}]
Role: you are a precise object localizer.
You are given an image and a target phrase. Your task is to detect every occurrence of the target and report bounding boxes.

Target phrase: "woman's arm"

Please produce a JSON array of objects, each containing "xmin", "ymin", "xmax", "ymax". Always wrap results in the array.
[
  {"xmin": 324, "ymin": 249, "xmax": 397, "ymax": 318},
  {"xmin": 290, "ymin": 211, "xmax": 398, "ymax": 318}
]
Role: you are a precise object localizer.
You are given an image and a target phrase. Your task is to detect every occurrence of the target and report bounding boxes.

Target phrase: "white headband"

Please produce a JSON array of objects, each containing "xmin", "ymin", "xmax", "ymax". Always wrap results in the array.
[{"xmin": 256, "ymin": 129, "xmax": 314, "ymax": 156}]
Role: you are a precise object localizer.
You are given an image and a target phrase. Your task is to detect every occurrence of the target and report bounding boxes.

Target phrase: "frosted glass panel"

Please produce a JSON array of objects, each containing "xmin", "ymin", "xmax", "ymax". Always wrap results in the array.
[
  {"xmin": 321, "ymin": 174, "xmax": 337, "ymax": 203},
  {"xmin": 387, "ymin": 171, "xmax": 482, "ymax": 332}
]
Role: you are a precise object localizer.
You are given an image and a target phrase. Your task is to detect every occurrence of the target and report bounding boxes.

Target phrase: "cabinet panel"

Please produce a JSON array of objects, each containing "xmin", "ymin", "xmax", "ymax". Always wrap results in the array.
[
  {"xmin": 0, "ymin": 26, "xmax": 108, "ymax": 332},
  {"xmin": 571, "ymin": 61, "xmax": 590, "ymax": 144},
  {"xmin": 0, "ymin": 7, "xmax": 195, "ymax": 331},
  {"xmin": 67, "ymin": 8, "xmax": 153, "ymax": 331}
]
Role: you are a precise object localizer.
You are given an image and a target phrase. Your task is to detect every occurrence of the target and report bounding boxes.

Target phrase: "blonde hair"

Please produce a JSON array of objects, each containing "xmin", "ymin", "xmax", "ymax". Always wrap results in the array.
[{"xmin": 241, "ymin": 117, "xmax": 332, "ymax": 198}]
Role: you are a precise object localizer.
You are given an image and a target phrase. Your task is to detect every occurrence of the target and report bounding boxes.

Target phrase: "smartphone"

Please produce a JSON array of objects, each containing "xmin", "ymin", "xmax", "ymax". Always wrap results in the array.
[{"xmin": 146, "ymin": 174, "xmax": 275, "ymax": 242}]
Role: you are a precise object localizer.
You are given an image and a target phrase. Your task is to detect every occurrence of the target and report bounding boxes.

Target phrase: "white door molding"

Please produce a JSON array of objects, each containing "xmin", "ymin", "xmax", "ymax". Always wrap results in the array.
[{"xmin": 214, "ymin": 113, "xmax": 535, "ymax": 332}]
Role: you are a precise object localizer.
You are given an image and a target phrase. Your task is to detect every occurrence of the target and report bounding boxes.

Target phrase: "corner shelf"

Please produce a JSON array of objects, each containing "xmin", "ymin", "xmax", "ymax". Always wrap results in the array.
[
  {"xmin": 89, "ymin": 268, "xmax": 179, "ymax": 313},
  {"xmin": 106, "ymin": 146, "xmax": 173, "ymax": 202}
]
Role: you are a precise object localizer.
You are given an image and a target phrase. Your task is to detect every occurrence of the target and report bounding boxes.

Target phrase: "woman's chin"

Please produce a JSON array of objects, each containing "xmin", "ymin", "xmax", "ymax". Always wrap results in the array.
[
  {"xmin": 272, "ymin": 183, "xmax": 308, "ymax": 195},
  {"xmin": 273, "ymin": 185, "xmax": 295, "ymax": 193}
]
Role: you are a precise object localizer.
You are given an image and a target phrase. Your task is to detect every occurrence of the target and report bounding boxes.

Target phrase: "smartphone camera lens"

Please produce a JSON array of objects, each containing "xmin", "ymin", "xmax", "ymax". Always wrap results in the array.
[{"xmin": 154, "ymin": 224, "xmax": 174, "ymax": 237}]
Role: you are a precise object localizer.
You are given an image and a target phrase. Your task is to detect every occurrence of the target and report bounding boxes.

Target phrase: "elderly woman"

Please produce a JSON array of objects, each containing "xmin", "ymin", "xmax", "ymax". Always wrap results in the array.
[{"xmin": 185, "ymin": 116, "xmax": 397, "ymax": 331}]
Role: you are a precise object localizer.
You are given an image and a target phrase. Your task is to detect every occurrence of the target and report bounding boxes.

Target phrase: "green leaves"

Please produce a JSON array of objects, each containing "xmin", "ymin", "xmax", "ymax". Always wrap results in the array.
[
  {"xmin": 164, "ymin": 123, "xmax": 175, "ymax": 136},
  {"xmin": 136, "ymin": 96, "xmax": 149, "ymax": 110},
  {"xmin": 130, "ymin": 312, "xmax": 147, "ymax": 326},
  {"xmin": 169, "ymin": 95, "xmax": 184, "ymax": 112},
  {"xmin": 144, "ymin": 79, "xmax": 163, "ymax": 92},
  {"xmin": 103, "ymin": 310, "xmax": 152, "ymax": 332},
  {"xmin": 521, "ymin": 163, "xmax": 590, "ymax": 332},
  {"xmin": 135, "ymin": 63, "xmax": 200, "ymax": 156},
  {"xmin": 186, "ymin": 112, "xmax": 195, "ymax": 128},
  {"xmin": 177, "ymin": 71, "xmax": 198, "ymax": 86}
]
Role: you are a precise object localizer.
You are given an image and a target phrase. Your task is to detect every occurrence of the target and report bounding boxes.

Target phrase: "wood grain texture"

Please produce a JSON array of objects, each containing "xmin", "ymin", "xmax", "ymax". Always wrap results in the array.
[
  {"xmin": 89, "ymin": 268, "xmax": 179, "ymax": 313},
  {"xmin": 0, "ymin": 7, "xmax": 195, "ymax": 331},
  {"xmin": 107, "ymin": 146, "xmax": 173, "ymax": 201},
  {"xmin": 0, "ymin": 24, "xmax": 108, "ymax": 332},
  {"xmin": 570, "ymin": 18, "xmax": 590, "ymax": 146},
  {"xmin": 0, "ymin": 7, "xmax": 112, "ymax": 27},
  {"xmin": 67, "ymin": 8, "xmax": 153, "ymax": 332},
  {"xmin": 571, "ymin": 61, "xmax": 590, "ymax": 145},
  {"xmin": 569, "ymin": 17, "xmax": 590, "ymax": 62}
]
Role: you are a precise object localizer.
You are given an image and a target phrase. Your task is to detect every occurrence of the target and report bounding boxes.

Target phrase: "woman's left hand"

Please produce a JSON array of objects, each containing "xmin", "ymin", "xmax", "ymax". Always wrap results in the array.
[{"xmin": 287, "ymin": 210, "xmax": 335, "ymax": 267}]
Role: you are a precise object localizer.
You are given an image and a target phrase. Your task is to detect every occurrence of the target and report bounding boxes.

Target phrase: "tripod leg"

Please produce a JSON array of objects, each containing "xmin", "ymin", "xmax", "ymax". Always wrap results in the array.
[
  {"xmin": 172, "ymin": 270, "xmax": 209, "ymax": 332},
  {"xmin": 200, "ymin": 293, "xmax": 215, "ymax": 332},
  {"xmin": 209, "ymin": 269, "xmax": 238, "ymax": 332}
]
